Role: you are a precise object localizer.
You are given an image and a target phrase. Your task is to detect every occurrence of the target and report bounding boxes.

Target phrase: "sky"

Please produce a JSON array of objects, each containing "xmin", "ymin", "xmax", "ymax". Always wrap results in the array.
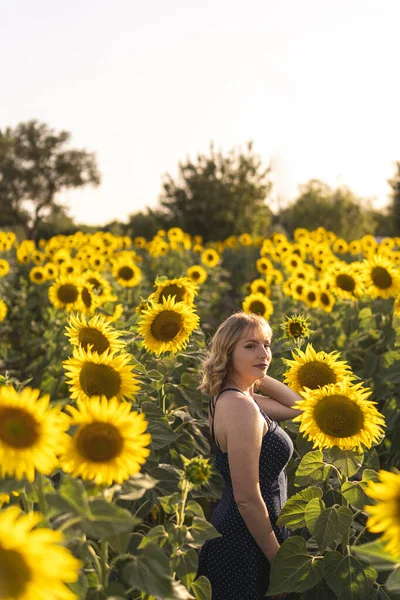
[{"xmin": 1, "ymin": 0, "xmax": 399, "ymax": 226}]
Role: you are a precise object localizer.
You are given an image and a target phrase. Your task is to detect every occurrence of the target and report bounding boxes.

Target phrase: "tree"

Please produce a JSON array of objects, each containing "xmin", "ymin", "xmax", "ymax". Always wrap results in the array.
[
  {"xmin": 278, "ymin": 179, "xmax": 377, "ymax": 240},
  {"xmin": 0, "ymin": 120, "xmax": 100, "ymax": 240},
  {"xmin": 158, "ymin": 141, "xmax": 273, "ymax": 241},
  {"xmin": 388, "ymin": 162, "xmax": 400, "ymax": 235},
  {"xmin": 123, "ymin": 207, "xmax": 170, "ymax": 240}
]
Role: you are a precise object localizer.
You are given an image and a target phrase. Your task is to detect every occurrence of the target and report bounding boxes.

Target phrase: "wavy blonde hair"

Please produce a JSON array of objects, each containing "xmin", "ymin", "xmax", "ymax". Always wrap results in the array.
[{"xmin": 199, "ymin": 311, "xmax": 272, "ymax": 397}]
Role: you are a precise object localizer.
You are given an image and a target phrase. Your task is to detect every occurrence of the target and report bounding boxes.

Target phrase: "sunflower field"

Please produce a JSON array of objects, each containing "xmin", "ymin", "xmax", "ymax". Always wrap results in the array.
[{"xmin": 0, "ymin": 226, "xmax": 399, "ymax": 600}]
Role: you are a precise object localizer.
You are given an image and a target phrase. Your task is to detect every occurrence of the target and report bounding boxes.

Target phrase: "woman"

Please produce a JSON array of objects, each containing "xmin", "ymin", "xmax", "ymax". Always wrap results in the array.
[{"xmin": 196, "ymin": 311, "xmax": 302, "ymax": 599}]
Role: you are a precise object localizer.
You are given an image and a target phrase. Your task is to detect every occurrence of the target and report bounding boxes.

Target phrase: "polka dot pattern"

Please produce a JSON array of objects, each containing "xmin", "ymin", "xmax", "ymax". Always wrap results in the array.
[{"xmin": 196, "ymin": 388, "xmax": 294, "ymax": 599}]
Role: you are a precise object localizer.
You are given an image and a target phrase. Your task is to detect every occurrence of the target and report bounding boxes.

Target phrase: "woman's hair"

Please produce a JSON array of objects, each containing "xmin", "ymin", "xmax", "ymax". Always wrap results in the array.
[{"xmin": 199, "ymin": 311, "xmax": 272, "ymax": 397}]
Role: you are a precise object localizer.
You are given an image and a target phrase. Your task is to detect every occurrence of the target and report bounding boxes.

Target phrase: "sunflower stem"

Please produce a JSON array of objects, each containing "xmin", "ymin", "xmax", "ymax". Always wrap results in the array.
[
  {"xmin": 100, "ymin": 539, "xmax": 109, "ymax": 589},
  {"xmin": 21, "ymin": 490, "xmax": 32, "ymax": 513},
  {"xmin": 36, "ymin": 472, "xmax": 49, "ymax": 521},
  {"xmin": 58, "ymin": 516, "xmax": 82, "ymax": 533},
  {"xmin": 87, "ymin": 543, "xmax": 103, "ymax": 585},
  {"xmin": 178, "ymin": 479, "xmax": 190, "ymax": 527}
]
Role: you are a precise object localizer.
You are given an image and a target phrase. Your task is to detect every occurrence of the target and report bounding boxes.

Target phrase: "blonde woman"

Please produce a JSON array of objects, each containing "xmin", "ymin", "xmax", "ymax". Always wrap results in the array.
[{"xmin": 195, "ymin": 312, "xmax": 302, "ymax": 600}]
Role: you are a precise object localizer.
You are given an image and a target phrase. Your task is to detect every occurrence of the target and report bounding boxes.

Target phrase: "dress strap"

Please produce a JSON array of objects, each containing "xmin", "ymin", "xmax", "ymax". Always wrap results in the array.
[{"xmin": 210, "ymin": 388, "xmax": 247, "ymax": 449}]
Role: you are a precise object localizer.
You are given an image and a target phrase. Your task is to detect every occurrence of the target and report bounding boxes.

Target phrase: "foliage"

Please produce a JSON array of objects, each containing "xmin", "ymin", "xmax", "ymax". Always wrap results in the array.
[
  {"xmin": 0, "ymin": 120, "xmax": 100, "ymax": 240},
  {"xmin": 158, "ymin": 141, "xmax": 273, "ymax": 242},
  {"xmin": 279, "ymin": 180, "xmax": 378, "ymax": 240}
]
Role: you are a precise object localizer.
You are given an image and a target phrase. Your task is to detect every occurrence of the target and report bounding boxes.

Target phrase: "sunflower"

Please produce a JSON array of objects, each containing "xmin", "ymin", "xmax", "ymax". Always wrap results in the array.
[
  {"xmin": 102, "ymin": 303, "xmax": 124, "ymax": 323},
  {"xmin": 0, "ymin": 258, "xmax": 10, "ymax": 277},
  {"xmin": 348, "ymin": 240, "xmax": 362, "ymax": 255},
  {"xmin": 113, "ymin": 261, "xmax": 142, "ymax": 287},
  {"xmin": 134, "ymin": 236, "xmax": 147, "ymax": 248},
  {"xmin": 201, "ymin": 248, "xmax": 220, "ymax": 267},
  {"xmin": 256, "ymin": 257, "xmax": 274, "ymax": 276},
  {"xmin": 137, "ymin": 296, "xmax": 200, "ymax": 355},
  {"xmin": 302, "ymin": 284, "xmax": 320, "ymax": 308},
  {"xmin": 361, "ymin": 255, "xmax": 400, "ymax": 299},
  {"xmin": 280, "ymin": 314, "xmax": 311, "ymax": 340},
  {"xmin": 65, "ymin": 313, "xmax": 126, "ymax": 355},
  {"xmin": 0, "ymin": 386, "xmax": 69, "ymax": 481},
  {"xmin": 332, "ymin": 238, "xmax": 349, "ymax": 254},
  {"xmin": 167, "ymin": 227, "xmax": 185, "ymax": 242},
  {"xmin": 150, "ymin": 277, "xmax": 199, "ymax": 305},
  {"xmin": 80, "ymin": 282, "xmax": 101, "ymax": 316},
  {"xmin": 328, "ymin": 264, "xmax": 364, "ymax": 300},
  {"xmin": 292, "ymin": 380, "xmax": 385, "ymax": 451},
  {"xmin": 48, "ymin": 276, "xmax": 83, "ymax": 312},
  {"xmin": 59, "ymin": 395, "xmax": 151, "ymax": 485},
  {"xmin": 283, "ymin": 254, "xmax": 304, "ymax": 272},
  {"xmin": 267, "ymin": 269, "xmax": 284, "ymax": 285},
  {"xmin": 283, "ymin": 343, "xmax": 355, "ymax": 393},
  {"xmin": 0, "ymin": 299, "xmax": 7, "ymax": 322},
  {"xmin": 0, "ymin": 506, "xmax": 81, "ymax": 600},
  {"xmin": 239, "ymin": 233, "xmax": 253, "ymax": 246},
  {"xmin": 59, "ymin": 259, "xmax": 83, "ymax": 278},
  {"xmin": 43, "ymin": 262, "xmax": 59, "ymax": 279},
  {"xmin": 29, "ymin": 266, "xmax": 47, "ymax": 285},
  {"xmin": 186, "ymin": 265, "xmax": 208, "ymax": 285},
  {"xmin": 318, "ymin": 288, "xmax": 335, "ymax": 313},
  {"xmin": 364, "ymin": 470, "xmax": 400, "ymax": 559},
  {"xmin": 242, "ymin": 293, "xmax": 274, "ymax": 319},
  {"xmin": 63, "ymin": 347, "xmax": 140, "ymax": 402},
  {"xmin": 82, "ymin": 270, "xmax": 114, "ymax": 302},
  {"xmin": 250, "ymin": 278, "xmax": 270, "ymax": 295}
]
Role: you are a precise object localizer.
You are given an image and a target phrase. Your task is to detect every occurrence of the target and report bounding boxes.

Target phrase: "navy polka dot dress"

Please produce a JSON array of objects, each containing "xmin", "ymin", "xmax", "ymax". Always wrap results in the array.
[{"xmin": 196, "ymin": 388, "xmax": 294, "ymax": 599}]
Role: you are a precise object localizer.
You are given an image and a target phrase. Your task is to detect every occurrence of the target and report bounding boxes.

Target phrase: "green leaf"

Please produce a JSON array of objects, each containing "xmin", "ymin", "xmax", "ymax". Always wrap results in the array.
[
  {"xmin": 300, "ymin": 577, "xmax": 337, "ymax": 600},
  {"xmin": 295, "ymin": 450, "xmax": 331, "ymax": 487},
  {"xmin": 118, "ymin": 472, "xmax": 158, "ymax": 501},
  {"xmin": 341, "ymin": 481, "xmax": 365, "ymax": 510},
  {"xmin": 0, "ymin": 477, "xmax": 27, "ymax": 494},
  {"xmin": 188, "ymin": 517, "xmax": 222, "ymax": 546},
  {"xmin": 171, "ymin": 548, "xmax": 199, "ymax": 582},
  {"xmin": 304, "ymin": 497, "xmax": 325, "ymax": 535},
  {"xmin": 122, "ymin": 543, "xmax": 174, "ymax": 598},
  {"xmin": 266, "ymin": 536, "xmax": 323, "ymax": 595},
  {"xmin": 138, "ymin": 525, "xmax": 169, "ymax": 549},
  {"xmin": 277, "ymin": 486, "xmax": 323, "ymax": 530},
  {"xmin": 352, "ymin": 540, "xmax": 400, "ymax": 571},
  {"xmin": 147, "ymin": 422, "xmax": 181, "ymax": 449},
  {"xmin": 335, "ymin": 555, "xmax": 369, "ymax": 600},
  {"xmin": 185, "ymin": 500, "xmax": 205, "ymax": 519},
  {"xmin": 314, "ymin": 505, "xmax": 353, "ymax": 553},
  {"xmin": 386, "ymin": 568, "xmax": 400, "ymax": 593},
  {"xmin": 326, "ymin": 446, "xmax": 364, "ymax": 477},
  {"xmin": 58, "ymin": 477, "xmax": 92, "ymax": 517},
  {"xmin": 167, "ymin": 523, "xmax": 188, "ymax": 547},
  {"xmin": 190, "ymin": 575, "xmax": 212, "ymax": 600},
  {"xmin": 82, "ymin": 500, "xmax": 139, "ymax": 541},
  {"xmin": 323, "ymin": 550, "xmax": 343, "ymax": 594},
  {"xmin": 159, "ymin": 492, "xmax": 182, "ymax": 514}
]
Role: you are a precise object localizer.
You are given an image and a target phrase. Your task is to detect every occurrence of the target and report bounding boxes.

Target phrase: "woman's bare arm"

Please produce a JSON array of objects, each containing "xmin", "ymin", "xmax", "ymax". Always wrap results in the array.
[{"xmin": 253, "ymin": 375, "xmax": 303, "ymax": 420}]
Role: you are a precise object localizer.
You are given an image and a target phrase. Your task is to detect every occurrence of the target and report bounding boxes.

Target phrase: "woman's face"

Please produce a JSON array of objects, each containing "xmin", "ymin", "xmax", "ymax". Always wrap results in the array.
[{"xmin": 228, "ymin": 325, "xmax": 272, "ymax": 384}]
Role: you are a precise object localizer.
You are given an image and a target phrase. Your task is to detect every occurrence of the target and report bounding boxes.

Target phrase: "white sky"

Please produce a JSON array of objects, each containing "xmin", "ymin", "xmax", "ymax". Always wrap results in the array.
[{"xmin": 1, "ymin": 0, "xmax": 399, "ymax": 226}]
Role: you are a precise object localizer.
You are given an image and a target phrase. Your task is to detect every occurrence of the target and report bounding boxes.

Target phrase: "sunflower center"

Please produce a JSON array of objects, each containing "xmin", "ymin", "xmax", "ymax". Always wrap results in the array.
[
  {"xmin": 191, "ymin": 271, "xmax": 201, "ymax": 280},
  {"xmin": 307, "ymin": 291, "xmax": 317, "ymax": 302},
  {"xmin": 150, "ymin": 311, "xmax": 183, "ymax": 341},
  {"xmin": 371, "ymin": 266, "xmax": 392, "ymax": 289},
  {"xmin": 78, "ymin": 327, "xmax": 110, "ymax": 354},
  {"xmin": 249, "ymin": 301, "xmax": 267, "ymax": 315},
  {"xmin": 76, "ymin": 422, "xmax": 123, "ymax": 462},
  {"xmin": 118, "ymin": 266, "xmax": 134, "ymax": 281},
  {"xmin": 313, "ymin": 394, "xmax": 364, "ymax": 437},
  {"xmin": 33, "ymin": 271, "xmax": 43, "ymax": 280},
  {"xmin": 297, "ymin": 361, "xmax": 337, "ymax": 390},
  {"xmin": 336, "ymin": 274, "xmax": 355, "ymax": 292},
  {"xmin": 0, "ymin": 408, "xmax": 39, "ymax": 448},
  {"xmin": 0, "ymin": 547, "xmax": 31, "ymax": 597},
  {"xmin": 81, "ymin": 287, "xmax": 92, "ymax": 308},
  {"xmin": 57, "ymin": 284, "xmax": 79, "ymax": 304},
  {"xmin": 256, "ymin": 285, "xmax": 267, "ymax": 294},
  {"xmin": 79, "ymin": 363, "xmax": 121, "ymax": 399},
  {"xmin": 159, "ymin": 285, "xmax": 185, "ymax": 302},
  {"xmin": 320, "ymin": 292, "xmax": 330, "ymax": 306},
  {"xmin": 88, "ymin": 277, "xmax": 103, "ymax": 293},
  {"xmin": 289, "ymin": 322, "xmax": 304, "ymax": 337}
]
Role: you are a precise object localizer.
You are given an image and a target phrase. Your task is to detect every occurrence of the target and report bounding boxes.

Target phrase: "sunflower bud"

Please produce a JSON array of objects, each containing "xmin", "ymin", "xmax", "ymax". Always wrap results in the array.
[{"xmin": 182, "ymin": 456, "xmax": 212, "ymax": 488}]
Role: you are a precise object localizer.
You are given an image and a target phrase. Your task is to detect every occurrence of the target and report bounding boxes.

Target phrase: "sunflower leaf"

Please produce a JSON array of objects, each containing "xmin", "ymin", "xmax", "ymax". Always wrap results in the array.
[
  {"xmin": 266, "ymin": 536, "xmax": 323, "ymax": 595},
  {"xmin": 304, "ymin": 497, "xmax": 326, "ymax": 535},
  {"xmin": 277, "ymin": 486, "xmax": 323, "ymax": 530},
  {"xmin": 386, "ymin": 568, "xmax": 400, "ymax": 593},
  {"xmin": 294, "ymin": 450, "xmax": 331, "ymax": 487},
  {"xmin": 314, "ymin": 505, "xmax": 353, "ymax": 553},
  {"xmin": 334, "ymin": 555, "xmax": 370, "ymax": 600},
  {"xmin": 325, "ymin": 446, "xmax": 364, "ymax": 478},
  {"xmin": 190, "ymin": 575, "xmax": 212, "ymax": 600},
  {"xmin": 341, "ymin": 481, "xmax": 366, "ymax": 510},
  {"xmin": 352, "ymin": 540, "xmax": 400, "ymax": 571}
]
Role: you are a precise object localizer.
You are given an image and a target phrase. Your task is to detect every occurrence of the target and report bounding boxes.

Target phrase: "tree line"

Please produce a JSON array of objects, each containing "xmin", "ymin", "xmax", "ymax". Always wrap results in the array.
[{"xmin": 1, "ymin": 120, "xmax": 399, "ymax": 241}]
